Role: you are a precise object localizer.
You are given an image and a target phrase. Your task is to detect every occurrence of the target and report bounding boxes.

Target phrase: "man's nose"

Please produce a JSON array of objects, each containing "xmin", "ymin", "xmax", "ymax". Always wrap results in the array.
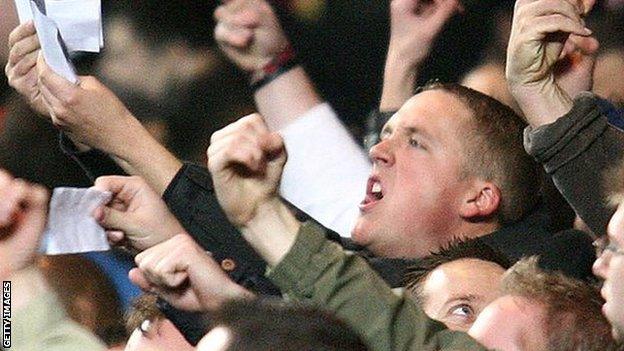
[
  {"xmin": 369, "ymin": 138, "xmax": 395, "ymax": 167},
  {"xmin": 592, "ymin": 253, "xmax": 609, "ymax": 279}
]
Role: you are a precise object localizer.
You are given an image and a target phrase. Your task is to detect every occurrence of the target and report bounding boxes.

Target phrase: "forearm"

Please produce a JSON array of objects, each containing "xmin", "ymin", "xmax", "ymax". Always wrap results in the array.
[
  {"xmin": 525, "ymin": 93, "xmax": 624, "ymax": 235},
  {"xmin": 253, "ymin": 66, "xmax": 323, "ymax": 131},
  {"xmin": 240, "ymin": 199, "xmax": 301, "ymax": 267},
  {"xmin": 511, "ymin": 78, "xmax": 574, "ymax": 128},
  {"xmin": 97, "ymin": 118, "xmax": 182, "ymax": 195},
  {"xmin": 380, "ymin": 50, "xmax": 418, "ymax": 111}
]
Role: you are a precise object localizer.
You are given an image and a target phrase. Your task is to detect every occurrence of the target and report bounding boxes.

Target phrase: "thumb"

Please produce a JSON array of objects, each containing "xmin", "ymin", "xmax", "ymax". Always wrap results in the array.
[
  {"xmin": 97, "ymin": 206, "xmax": 135, "ymax": 233},
  {"xmin": 260, "ymin": 132, "xmax": 285, "ymax": 155},
  {"xmin": 129, "ymin": 267, "xmax": 153, "ymax": 291}
]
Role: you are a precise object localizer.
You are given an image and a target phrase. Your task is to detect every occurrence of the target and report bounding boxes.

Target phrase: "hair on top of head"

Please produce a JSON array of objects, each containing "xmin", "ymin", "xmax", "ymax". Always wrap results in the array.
[
  {"xmin": 416, "ymin": 81, "xmax": 540, "ymax": 225},
  {"xmin": 502, "ymin": 257, "xmax": 620, "ymax": 351},
  {"xmin": 404, "ymin": 236, "xmax": 511, "ymax": 299},
  {"xmin": 208, "ymin": 298, "xmax": 369, "ymax": 351}
]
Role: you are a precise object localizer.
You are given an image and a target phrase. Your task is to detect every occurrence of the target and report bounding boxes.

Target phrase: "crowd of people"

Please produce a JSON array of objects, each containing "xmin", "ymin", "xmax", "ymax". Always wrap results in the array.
[{"xmin": 1, "ymin": 0, "xmax": 624, "ymax": 350}]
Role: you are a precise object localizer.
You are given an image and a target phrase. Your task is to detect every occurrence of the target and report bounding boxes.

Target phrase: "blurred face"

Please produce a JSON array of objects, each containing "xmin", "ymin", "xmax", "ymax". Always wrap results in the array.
[
  {"xmin": 594, "ymin": 50, "xmax": 624, "ymax": 108},
  {"xmin": 468, "ymin": 295, "xmax": 548, "ymax": 351},
  {"xmin": 419, "ymin": 258, "xmax": 505, "ymax": 332},
  {"xmin": 352, "ymin": 90, "xmax": 475, "ymax": 258},
  {"xmin": 125, "ymin": 318, "xmax": 194, "ymax": 351},
  {"xmin": 593, "ymin": 204, "xmax": 624, "ymax": 341}
]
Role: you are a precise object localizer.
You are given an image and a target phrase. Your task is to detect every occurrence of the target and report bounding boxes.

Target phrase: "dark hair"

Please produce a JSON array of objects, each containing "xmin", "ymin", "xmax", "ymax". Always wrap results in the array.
[
  {"xmin": 502, "ymin": 257, "xmax": 620, "ymax": 351},
  {"xmin": 208, "ymin": 298, "xmax": 369, "ymax": 351},
  {"xmin": 104, "ymin": 0, "xmax": 217, "ymax": 49},
  {"xmin": 418, "ymin": 82, "xmax": 540, "ymax": 224},
  {"xmin": 404, "ymin": 237, "xmax": 511, "ymax": 300}
]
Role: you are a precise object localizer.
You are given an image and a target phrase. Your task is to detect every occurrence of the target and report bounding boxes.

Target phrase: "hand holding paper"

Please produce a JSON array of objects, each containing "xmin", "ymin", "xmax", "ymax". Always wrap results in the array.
[
  {"xmin": 36, "ymin": 56, "xmax": 142, "ymax": 156},
  {"xmin": 5, "ymin": 21, "xmax": 50, "ymax": 116},
  {"xmin": 92, "ymin": 176, "xmax": 186, "ymax": 251}
]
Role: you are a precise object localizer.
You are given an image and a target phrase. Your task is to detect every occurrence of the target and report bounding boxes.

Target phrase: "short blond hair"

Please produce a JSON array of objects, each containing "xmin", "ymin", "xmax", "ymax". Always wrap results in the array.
[{"xmin": 501, "ymin": 257, "xmax": 619, "ymax": 351}]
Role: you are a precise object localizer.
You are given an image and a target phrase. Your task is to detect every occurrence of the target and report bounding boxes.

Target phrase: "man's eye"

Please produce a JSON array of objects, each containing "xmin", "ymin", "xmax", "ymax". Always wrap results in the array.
[
  {"xmin": 409, "ymin": 138, "xmax": 420, "ymax": 147},
  {"xmin": 450, "ymin": 304, "xmax": 473, "ymax": 318}
]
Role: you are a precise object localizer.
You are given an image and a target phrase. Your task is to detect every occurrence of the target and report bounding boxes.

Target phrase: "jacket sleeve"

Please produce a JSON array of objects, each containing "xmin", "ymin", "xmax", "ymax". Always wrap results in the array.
[
  {"xmin": 524, "ymin": 92, "xmax": 624, "ymax": 236},
  {"xmin": 162, "ymin": 163, "xmax": 280, "ymax": 295},
  {"xmin": 267, "ymin": 221, "xmax": 485, "ymax": 351}
]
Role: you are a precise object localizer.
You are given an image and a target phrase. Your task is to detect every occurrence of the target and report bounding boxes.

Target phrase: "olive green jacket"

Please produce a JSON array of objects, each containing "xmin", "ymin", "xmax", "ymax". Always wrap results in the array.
[{"xmin": 267, "ymin": 221, "xmax": 487, "ymax": 351}]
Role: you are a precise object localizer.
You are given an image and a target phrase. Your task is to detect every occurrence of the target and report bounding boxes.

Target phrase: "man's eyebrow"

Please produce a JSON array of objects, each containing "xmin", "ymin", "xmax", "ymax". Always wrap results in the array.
[
  {"xmin": 403, "ymin": 126, "xmax": 436, "ymax": 143},
  {"xmin": 439, "ymin": 294, "xmax": 480, "ymax": 315}
]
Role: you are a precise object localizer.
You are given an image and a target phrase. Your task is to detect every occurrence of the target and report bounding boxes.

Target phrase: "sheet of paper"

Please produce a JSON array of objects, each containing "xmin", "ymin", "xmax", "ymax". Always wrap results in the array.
[
  {"xmin": 45, "ymin": 0, "xmax": 102, "ymax": 52},
  {"xmin": 31, "ymin": 1, "xmax": 79, "ymax": 83},
  {"xmin": 14, "ymin": 0, "xmax": 33, "ymax": 23},
  {"xmin": 41, "ymin": 188, "xmax": 112, "ymax": 255},
  {"xmin": 15, "ymin": 0, "xmax": 103, "ymax": 52}
]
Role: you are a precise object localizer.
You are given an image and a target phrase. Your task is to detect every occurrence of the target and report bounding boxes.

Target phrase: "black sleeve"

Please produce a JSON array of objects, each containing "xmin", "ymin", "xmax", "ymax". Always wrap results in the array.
[
  {"xmin": 58, "ymin": 131, "xmax": 126, "ymax": 180},
  {"xmin": 162, "ymin": 163, "xmax": 281, "ymax": 295},
  {"xmin": 524, "ymin": 93, "xmax": 624, "ymax": 236}
]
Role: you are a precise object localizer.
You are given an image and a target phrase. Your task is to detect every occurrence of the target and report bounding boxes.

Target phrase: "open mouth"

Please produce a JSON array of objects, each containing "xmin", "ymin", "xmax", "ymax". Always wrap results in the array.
[{"xmin": 360, "ymin": 177, "xmax": 384, "ymax": 210}]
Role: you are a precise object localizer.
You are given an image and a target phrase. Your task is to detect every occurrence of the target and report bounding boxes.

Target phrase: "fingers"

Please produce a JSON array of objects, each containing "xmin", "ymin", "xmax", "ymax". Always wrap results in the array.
[
  {"xmin": 214, "ymin": 22, "xmax": 254, "ymax": 49},
  {"xmin": 7, "ymin": 21, "xmax": 36, "ymax": 49},
  {"xmin": 7, "ymin": 30, "xmax": 40, "ymax": 67},
  {"xmin": 209, "ymin": 113, "xmax": 269, "ymax": 144},
  {"xmin": 208, "ymin": 133, "xmax": 265, "ymax": 173},
  {"xmin": 93, "ymin": 175, "xmax": 144, "ymax": 200},
  {"xmin": 95, "ymin": 206, "xmax": 132, "ymax": 232},
  {"xmin": 0, "ymin": 178, "xmax": 30, "ymax": 226},
  {"xmin": 36, "ymin": 53, "xmax": 81, "ymax": 105},
  {"xmin": 133, "ymin": 235, "xmax": 196, "ymax": 290},
  {"xmin": 515, "ymin": 0, "xmax": 591, "ymax": 36}
]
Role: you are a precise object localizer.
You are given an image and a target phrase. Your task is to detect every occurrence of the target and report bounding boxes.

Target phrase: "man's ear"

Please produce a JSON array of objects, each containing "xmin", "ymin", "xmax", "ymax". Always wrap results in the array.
[{"xmin": 460, "ymin": 182, "xmax": 501, "ymax": 221}]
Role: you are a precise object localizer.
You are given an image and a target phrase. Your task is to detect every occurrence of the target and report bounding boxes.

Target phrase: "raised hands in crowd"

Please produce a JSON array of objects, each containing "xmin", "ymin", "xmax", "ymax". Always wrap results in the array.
[{"xmin": 3, "ymin": 0, "xmax": 624, "ymax": 350}]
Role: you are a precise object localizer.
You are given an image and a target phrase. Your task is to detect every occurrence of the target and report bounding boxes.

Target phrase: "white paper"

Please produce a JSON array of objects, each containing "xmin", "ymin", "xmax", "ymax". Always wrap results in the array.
[
  {"xmin": 45, "ymin": 0, "xmax": 102, "ymax": 52},
  {"xmin": 15, "ymin": 0, "xmax": 103, "ymax": 52},
  {"xmin": 31, "ymin": 2, "xmax": 79, "ymax": 83},
  {"xmin": 14, "ymin": 0, "xmax": 33, "ymax": 23},
  {"xmin": 41, "ymin": 188, "xmax": 112, "ymax": 255}
]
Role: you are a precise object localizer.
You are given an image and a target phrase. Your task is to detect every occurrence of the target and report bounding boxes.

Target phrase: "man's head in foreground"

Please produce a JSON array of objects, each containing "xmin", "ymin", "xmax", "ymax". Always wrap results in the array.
[
  {"xmin": 469, "ymin": 257, "xmax": 618, "ymax": 351},
  {"xmin": 352, "ymin": 82, "xmax": 539, "ymax": 258},
  {"xmin": 197, "ymin": 298, "xmax": 368, "ymax": 351},
  {"xmin": 405, "ymin": 238, "xmax": 511, "ymax": 332}
]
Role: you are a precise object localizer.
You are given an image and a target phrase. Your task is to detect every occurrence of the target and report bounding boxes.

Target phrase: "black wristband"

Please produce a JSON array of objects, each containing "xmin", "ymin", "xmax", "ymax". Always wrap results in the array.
[{"xmin": 250, "ymin": 59, "xmax": 299, "ymax": 92}]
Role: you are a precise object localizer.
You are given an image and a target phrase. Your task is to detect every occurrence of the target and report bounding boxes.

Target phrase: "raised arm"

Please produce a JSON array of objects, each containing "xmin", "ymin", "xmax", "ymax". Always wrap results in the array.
[
  {"xmin": 380, "ymin": 0, "xmax": 461, "ymax": 111},
  {"xmin": 506, "ymin": 0, "xmax": 624, "ymax": 235},
  {"xmin": 214, "ymin": 0, "xmax": 371, "ymax": 236},
  {"xmin": 33, "ymin": 55, "xmax": 182, "ymax": 193}
]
